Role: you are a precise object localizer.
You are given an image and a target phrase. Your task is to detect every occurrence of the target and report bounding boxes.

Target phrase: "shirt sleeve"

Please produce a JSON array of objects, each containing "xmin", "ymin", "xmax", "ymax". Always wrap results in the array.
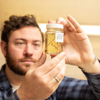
[
  {"xmin": 83, "ymin": 71, "xmax": 100, "ymax": 100},
  {"xmin": 7, "ymin": 91, "xmax": 19, "ymax": 100},
  {"xmin": 6, "ymin": 74, "xmax": 100, "ymax": 100},
  {"xmin": 56, "ymin": 72, "xmax": 100, "ymax": 99}
]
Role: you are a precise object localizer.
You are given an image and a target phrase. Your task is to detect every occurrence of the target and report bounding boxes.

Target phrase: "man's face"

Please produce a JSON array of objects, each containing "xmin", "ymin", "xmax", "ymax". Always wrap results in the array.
[{"xmin": 5, "ymin": 26, "xmax": 43, "ymax": 75}]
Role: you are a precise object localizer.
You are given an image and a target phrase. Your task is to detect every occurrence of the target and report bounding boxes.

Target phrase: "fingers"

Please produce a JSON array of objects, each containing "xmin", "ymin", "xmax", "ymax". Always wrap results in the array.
[
  {"xmin": 38, "ymin": 52, "xmax": 65, "ymax": 75},
  {"xmin": 50, "ymin": 54, "xmax": 56, "ymax": 59},
  {"xmin": 29, "ymin": 52, "xmax": 46, "ymax": 71},
  {"xmin": 56, "ymin": 17, "xmax": 76, "ymax": 32},
  {"xmin": 48, "ymin": 20, "xmax": 56, "ymax": 24},
  {"xmin": 47, "ymin": 65, "xmax": 66, "ymax": 92},
  {"xmin": 26, "ymin": 52, "xmax": 66, "ymax": 99},
  {"xmin": 48, "ymin": 17, "xmax": 67, "ymax": 25},
  {"xmin": 37, "ymin": 52, "xmax": 46, "ymax": 65},
  {"xmin": 48, "ymin": 16, "xmax": 83, "ymax": 33},
  {"xmin": 50, "ymin": 65, "xmax": 66, "ymax": 85},
  {"xmin": 67, "ymin": 15, "xmax": 83, "ymax": 33},
  {"xmin": 45, "ymin": 56, "xmax": 66, "ymax": 82},
  {"xmin": 56, "ymin": 17, "xmax": 67, "ymax": 25},
  {"xmin": 65, "ymin": 20, "xmax": 76, "ymax": 31}
]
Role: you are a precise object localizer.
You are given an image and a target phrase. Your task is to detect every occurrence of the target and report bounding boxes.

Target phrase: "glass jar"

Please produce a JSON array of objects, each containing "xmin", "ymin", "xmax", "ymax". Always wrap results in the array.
[{"xmin": 45, "ymin": 24, "xmax": 64, "ymax": 55}]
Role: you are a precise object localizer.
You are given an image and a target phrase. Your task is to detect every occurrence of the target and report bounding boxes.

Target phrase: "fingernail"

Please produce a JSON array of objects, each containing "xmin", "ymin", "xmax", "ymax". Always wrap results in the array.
[
  {"xmin": 57, "ymin": 21, "xmax": 61, "ymax": 24},
  {"xmin": 61, "ymin": 52, "xmax": 65, "ymax": 56}
]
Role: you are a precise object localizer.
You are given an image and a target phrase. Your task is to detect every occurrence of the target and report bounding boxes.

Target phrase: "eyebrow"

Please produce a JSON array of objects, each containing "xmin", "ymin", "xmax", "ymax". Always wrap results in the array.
[{"xmin": 15, "ymin": 38, "xmax": 42, "ymax": 43}]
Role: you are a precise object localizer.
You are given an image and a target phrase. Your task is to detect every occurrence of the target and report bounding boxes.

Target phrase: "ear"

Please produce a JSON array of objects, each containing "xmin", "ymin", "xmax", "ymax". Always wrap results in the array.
[{"xmin": 0, "ymin": 41, "xmax": 7, "ymax": 56}]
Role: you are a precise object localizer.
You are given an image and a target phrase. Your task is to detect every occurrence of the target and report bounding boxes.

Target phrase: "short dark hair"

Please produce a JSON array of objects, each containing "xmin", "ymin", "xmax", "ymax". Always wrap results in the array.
[{"xmin": 1, "ymin": 15, "xmax": 44, "ymax": 44}]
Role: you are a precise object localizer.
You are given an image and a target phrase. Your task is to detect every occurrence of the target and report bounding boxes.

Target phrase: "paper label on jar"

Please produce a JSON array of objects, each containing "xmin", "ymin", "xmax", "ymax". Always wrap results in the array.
[{"xmin": 55, "ymin": 32, "xmax": 64, "ymax": 43}]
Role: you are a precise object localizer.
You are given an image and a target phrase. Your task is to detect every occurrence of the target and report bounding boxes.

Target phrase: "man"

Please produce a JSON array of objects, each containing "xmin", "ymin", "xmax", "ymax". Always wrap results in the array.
[{"xmin": 0, "ymin": 15, "xmax": 100, "ymax": 100}]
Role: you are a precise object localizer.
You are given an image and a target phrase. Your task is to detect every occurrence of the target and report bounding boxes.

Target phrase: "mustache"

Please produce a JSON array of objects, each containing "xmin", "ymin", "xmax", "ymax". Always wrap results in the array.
[{"xmin": 19, "ymin": 57, "xmax": 37, "ymax": 62}]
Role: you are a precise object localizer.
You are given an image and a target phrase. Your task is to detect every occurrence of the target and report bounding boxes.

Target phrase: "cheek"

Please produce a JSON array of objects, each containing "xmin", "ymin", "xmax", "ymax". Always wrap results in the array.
[
  {"xmin": 33, "ymin": 49, "xmax": 43, "ymax": 60},
  {"xmin": 8, "ymin": 47, "xmax": 23, "ymax": 59}
]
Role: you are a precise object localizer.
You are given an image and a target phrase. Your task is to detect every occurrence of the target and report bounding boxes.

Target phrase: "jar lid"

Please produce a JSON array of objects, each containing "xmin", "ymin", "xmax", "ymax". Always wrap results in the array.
[{"xmin": 46, "ymin": 24, "xmax": 63, "ymax": 29}]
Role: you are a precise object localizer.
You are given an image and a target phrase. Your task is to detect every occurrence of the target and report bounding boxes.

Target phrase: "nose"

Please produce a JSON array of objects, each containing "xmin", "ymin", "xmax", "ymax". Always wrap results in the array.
[{"xmin": 23, "ymin": 44, "xmax": 33, "ymax": 56}]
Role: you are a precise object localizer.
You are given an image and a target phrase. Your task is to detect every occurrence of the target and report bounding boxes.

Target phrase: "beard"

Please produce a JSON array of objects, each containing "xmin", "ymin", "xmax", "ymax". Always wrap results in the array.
[{"xmin": 5, "ymin": 48, "xmax": 37, "ymax": 75}]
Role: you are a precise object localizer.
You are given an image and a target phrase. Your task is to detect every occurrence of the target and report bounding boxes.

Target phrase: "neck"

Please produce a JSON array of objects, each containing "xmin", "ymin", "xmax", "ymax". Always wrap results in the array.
[{"xmin": 5, "ymin": 64, "xmax": 24, "ymax": 86}]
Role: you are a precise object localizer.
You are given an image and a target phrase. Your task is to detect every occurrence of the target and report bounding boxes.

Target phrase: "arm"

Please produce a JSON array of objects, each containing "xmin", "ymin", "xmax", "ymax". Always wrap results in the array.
[
  {"xmin": 56, "ymin": 75, "xmax": 100, "ymax": 100},
  {"xmin": 49, "ymin": 15, "xmax": 100, "ymax": 100},
  {"xmin": 56, "ymin": 61, "xmax": 100, "ymax": 100},
  {"xmin": 16, "ymin": 52, "xmax": 66, "ymax": 100},
  {"xmin": 65, "ymin": 15, "xmax": 100, "ymax": 74},
  {"xmin": 83, "ymin": 62, "xmax": 100, "ymax": 100},
  {"xmin": 0, "ymin": 52, "xmax": 65, "ymax": 100},
  {"xmin": 49, "ymin": 15, "xmax": 100, "ymax": 74}
]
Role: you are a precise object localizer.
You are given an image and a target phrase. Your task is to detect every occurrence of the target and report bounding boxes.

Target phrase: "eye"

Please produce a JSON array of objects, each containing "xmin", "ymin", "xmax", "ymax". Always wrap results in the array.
[
  {"xmin": 15, "ymin": 42, "xmax": 26, "ymax": 48},
  {"xmin": 33, "ymin": 43, "xmax": 42, "ymax": 50},
  {"xmin": 17, "ymin": 42, "xmax": 24, "ymax": 45},
  {"xmin": 34, "ymin": 44, "xmax": 39, "ymax": 46}
]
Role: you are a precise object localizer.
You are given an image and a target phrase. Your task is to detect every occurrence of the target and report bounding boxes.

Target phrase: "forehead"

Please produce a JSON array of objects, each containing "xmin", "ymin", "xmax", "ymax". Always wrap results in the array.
[{"xmin": 9, "ymin": 26, "xmax": 42, "ymax": 42}]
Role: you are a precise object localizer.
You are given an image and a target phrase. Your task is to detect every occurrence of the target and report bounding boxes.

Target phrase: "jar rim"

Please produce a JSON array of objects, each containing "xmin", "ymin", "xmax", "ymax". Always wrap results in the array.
[{"xmin": 46, "ymin": 24, "xmax": 63, "ymax": 29}]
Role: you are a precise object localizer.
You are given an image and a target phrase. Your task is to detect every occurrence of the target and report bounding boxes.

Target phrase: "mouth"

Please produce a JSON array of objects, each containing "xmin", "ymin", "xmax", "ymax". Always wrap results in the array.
[{"xmin": 21, "ymin": 60, "xmax": 35, "ymax": 64}]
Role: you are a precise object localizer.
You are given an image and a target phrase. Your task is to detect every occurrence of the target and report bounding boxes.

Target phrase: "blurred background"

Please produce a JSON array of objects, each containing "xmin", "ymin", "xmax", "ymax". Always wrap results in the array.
[{"xmin": 0, "ymin": 0, "xmax": 100, "ymax": 80}]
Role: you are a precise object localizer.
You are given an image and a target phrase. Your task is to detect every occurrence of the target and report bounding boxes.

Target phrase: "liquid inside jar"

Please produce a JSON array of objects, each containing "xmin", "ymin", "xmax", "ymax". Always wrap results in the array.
[{"xmin": 45, "ymin": 32, "xmax": 63, "ymax": 55}]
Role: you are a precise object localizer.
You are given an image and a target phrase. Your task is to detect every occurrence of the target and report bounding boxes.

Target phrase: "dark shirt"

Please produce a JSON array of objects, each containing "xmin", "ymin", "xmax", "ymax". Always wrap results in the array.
[{"xmin": 0, "ymin": 65, "xmax": 100, "ymax": 100}]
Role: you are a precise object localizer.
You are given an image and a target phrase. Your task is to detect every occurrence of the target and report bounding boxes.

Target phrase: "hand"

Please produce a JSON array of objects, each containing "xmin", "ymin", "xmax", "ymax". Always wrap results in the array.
[
  {"xmin": 17, "ymin": 52, "xmax": 66, "ymax": 100},
  {"xmin": 48, "ymin": 15, "xmax": 100, "ymax": 73}
]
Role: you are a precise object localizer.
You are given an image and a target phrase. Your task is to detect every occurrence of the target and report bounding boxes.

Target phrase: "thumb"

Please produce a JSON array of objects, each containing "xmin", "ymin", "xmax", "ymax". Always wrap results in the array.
[
  {"xmin": 28, "ymin": 52, "xmax": 46, "ymax": 71},
  {"xmin": 35, "ymin": 52, "xmax": 46, "ymax": 66}
]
